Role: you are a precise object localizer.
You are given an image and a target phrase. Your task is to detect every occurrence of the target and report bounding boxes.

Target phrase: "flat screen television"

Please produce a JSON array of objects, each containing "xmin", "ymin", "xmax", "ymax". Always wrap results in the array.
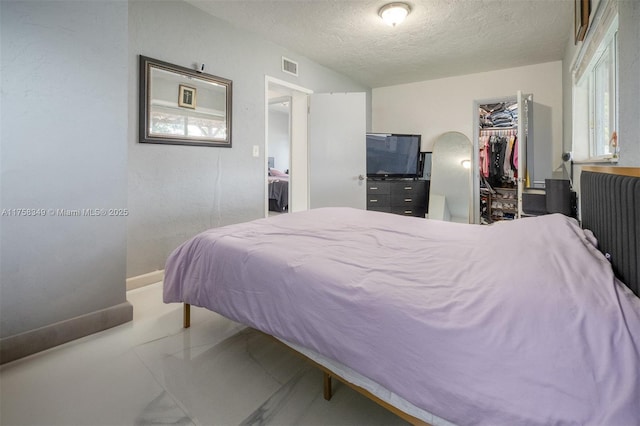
[{"xmin": 366, "ymin": 133, "xmax": 422, "ymax": 178}]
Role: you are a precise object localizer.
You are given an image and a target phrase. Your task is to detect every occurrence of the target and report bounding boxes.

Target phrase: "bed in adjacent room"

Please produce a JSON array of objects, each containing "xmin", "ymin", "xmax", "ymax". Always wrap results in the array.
[
  {"xmin": 164, "ymin": 167, "xmax": 640, "ymax": 425},
  {"xmin": 268, "ymin": 168, "xmax": 289, "ymax": 212}
]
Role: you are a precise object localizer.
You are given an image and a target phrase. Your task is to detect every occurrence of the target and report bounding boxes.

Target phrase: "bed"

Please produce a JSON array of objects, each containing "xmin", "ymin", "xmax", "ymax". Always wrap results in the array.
[
  {"xmin": 164, "ymin": 167, "xmax": 640, "ymax": 425},
  {"xmin": 268, "ymin": 169, "xmax": 289, "ymax": 212},
  {"xmin": 268, "ymin": 175, "xmax": 289, "ymax": 212}
]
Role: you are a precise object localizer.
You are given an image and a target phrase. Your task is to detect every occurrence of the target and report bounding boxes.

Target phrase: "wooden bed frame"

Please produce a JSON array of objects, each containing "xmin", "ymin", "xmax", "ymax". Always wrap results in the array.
[
  {"xmin": 181, "ymin": 166, "xmax": 639, "ymax": 426},
  {"xmin": 183, "ymin": 301, "xmax": 431, "ymax": 425}
]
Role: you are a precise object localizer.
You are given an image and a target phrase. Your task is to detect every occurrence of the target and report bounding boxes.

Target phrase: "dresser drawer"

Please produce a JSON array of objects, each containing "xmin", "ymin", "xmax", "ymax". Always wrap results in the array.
[
  {"xmin": 390, "ymin": 189, "xmax": 426, "ymax": 206},
  {"xmin": 392, "ymin": 182, "xmax": 422, "ymax": 195},
  {"xmin": 390, "ymin": 206, "xmax": 426, "ymax": 217},
  {"xmin": 367, "ymin": 181, "xmax": 390, "ymax": 195},
  {"xmin": 367, "ymin": 205, "xmax": 391, "ymax": 213},
  {"xmin": 390, "ymin": 192, "xmax": 420, "ymax": 206},
  {"xmin": 367, "ymin": 194, "xmax": 390, "ymax": 208}
]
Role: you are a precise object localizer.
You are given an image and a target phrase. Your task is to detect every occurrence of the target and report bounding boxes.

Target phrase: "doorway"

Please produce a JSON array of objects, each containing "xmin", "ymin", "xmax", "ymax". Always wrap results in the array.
[
  {"xmin": 267, "ymin": 96, "xmax": 291, "ymax": 215},
  {"xmin": 265, "ymin": 76, "xmax": 313, "ymax": 217},
  {"xmin": 265, "ymin": 77, "xmax": 367, "ymax": 216},
  {"xmin": 472, "ymin": 92, "xmax": 532, "ymax": 224}
]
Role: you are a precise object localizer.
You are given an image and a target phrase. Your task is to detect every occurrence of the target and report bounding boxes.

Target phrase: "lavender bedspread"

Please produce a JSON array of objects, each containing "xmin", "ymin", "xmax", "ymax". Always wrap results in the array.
[{"xmin": 164, "ymin": 207, "xmax": 640, "ymax": 425}]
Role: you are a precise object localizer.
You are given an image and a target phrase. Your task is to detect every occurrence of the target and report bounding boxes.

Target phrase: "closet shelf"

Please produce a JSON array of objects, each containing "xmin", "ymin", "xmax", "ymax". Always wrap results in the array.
[{"xmin": 479, "ymin": 126, "xmax": 518, "ymax": 131}]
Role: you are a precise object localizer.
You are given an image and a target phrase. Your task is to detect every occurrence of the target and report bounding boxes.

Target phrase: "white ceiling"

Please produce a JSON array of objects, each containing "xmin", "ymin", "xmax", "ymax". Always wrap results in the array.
[{"xmin": 186, "ymin": 0, "xmax": 574, "ymax": 88}]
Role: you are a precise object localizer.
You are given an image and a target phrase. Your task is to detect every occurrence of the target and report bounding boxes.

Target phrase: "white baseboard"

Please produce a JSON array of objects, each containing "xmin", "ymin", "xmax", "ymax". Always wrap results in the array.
[{"xmin": 126, "ymin": 270, "xmax": 164, "ymax": 291}]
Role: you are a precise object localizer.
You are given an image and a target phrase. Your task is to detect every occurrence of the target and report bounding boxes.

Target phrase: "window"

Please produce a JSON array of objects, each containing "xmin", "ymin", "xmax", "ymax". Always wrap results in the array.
[
  {"xmin": 572, "ymin": 4, "xmax": 618, "ymax": 161},
  {"xmin": 590, "ymin": 33, "xmax": 617, "ymax": 157}
]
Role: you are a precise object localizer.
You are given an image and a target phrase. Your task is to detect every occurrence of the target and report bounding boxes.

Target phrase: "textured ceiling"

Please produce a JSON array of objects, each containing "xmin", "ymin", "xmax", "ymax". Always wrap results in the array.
[{"xmin": 186, "ymin": 0, "xmax": 574, "ymax": 88}]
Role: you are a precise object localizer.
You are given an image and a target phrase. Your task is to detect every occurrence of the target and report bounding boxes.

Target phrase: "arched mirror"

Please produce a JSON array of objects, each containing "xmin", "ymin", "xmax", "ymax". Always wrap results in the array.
[{"xmin": 428, "ymin": 132, "xmax": 472, "ymax": 223}]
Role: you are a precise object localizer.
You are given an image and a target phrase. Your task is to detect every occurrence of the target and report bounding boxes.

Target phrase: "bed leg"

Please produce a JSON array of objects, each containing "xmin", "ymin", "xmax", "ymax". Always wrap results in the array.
[
  {"xmin": 323, "ymin": 372, "xmax": 332, "ymax": 400},
  {"xmin": 183, "ymin": 303, "xmax": 191, "ymax": 328}
]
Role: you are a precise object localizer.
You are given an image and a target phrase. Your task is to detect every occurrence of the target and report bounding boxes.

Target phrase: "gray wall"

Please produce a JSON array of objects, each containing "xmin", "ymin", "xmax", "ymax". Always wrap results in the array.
[
  {"xmin": 127, "ymin": 0, "xmax": 371, "ymax": 277},
  {"xmin": 1, "ymin": 1, "xmax": 129, "ymax": 338},
  {"xmin": 617, "ymin": 0, "xmax": 640, "ymax": 166}
]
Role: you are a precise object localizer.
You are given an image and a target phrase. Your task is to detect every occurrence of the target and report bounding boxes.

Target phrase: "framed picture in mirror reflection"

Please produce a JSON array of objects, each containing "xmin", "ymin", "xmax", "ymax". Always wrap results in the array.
[{"xmin": 178, "ymin": 85, "xmax": 196, "ymax": 109}]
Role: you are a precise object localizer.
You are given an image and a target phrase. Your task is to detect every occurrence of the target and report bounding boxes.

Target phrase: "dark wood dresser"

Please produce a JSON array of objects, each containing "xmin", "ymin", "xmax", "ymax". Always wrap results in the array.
[{"xmin": 366, "ymin": 179, "xmax": 429, "ymax": 217}]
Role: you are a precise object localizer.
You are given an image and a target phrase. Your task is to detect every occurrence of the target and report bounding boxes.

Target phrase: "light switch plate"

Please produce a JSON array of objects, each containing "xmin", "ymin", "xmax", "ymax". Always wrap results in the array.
[{"xmin": 252, "ymin": 145, "xmax": 259, "ymax": 157}]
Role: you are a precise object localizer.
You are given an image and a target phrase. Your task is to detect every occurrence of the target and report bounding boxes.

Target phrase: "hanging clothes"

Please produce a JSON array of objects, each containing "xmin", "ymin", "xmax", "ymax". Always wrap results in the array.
[
  {"xmin": 478, "ymin": 101, "xmax": 520, "ymax": 223},
  {"xmin": 512, "ymin": 135, "xmax": 518, "ymax": 177},
  {"xmin": 489, "ymin": 136, "xmax": 505, "ymax": 186},
  {"xmin": 480, "ymin": 135, "xmax": 490, "ymax": 178},
  {"xmin": 479, "ymin": 131, "xmax": 517, "ymax": 187}
]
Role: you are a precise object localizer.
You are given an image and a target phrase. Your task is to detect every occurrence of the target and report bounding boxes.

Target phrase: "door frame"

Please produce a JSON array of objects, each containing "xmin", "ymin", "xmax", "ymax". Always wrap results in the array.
[
  {"xmin": 472, "ymin": 93, "xmax": 533, "ymax": 223},
  {"xmin": 264, "ymin": 76, "xmax": 313, "ymax": 217},
  {"xmin": 472, "ymin": 95, "xmax": 518, "ymax": 224}
]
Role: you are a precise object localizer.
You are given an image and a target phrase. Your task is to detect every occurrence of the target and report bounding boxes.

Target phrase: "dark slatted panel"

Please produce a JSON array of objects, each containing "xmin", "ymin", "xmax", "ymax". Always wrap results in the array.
[{"xmin": 581, "ymin": 171, "xmax": 640, "ymax": 296}]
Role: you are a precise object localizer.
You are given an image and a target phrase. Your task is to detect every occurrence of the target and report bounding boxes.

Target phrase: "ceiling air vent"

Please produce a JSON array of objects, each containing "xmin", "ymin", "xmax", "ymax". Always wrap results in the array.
[{"xmin": 282, "ymin": 57, "xmax": 298, "ymax": 77}]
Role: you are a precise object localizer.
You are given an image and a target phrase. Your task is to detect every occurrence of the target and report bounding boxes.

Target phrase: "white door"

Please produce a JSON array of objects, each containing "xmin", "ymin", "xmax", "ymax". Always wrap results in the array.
[
  {"xmin": 308, "ymin": 93, "xmax": 366, "ymax": 209},
  {"xmin": 289, "ymin": 90, "xmax": 310, "ymax": 212}
]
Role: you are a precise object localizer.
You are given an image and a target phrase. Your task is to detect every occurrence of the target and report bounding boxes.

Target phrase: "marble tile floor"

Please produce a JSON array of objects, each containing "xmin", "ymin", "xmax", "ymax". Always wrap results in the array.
[{"xmin": 0, "ymin": 282, "xmax": 409, "ymax": 426}]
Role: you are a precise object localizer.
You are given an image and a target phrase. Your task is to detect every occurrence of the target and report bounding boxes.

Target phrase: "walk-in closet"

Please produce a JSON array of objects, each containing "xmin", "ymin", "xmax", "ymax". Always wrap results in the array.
[{"xmin": 473, "ymin": 92, "xmax": 532, "ymax": 224}]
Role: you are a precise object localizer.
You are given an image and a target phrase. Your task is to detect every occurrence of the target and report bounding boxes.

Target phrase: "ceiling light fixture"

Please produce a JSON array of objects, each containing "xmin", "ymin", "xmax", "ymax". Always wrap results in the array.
[{"xmin": 378, "ymin": 2, "xmax": 411, "ymax": 27}]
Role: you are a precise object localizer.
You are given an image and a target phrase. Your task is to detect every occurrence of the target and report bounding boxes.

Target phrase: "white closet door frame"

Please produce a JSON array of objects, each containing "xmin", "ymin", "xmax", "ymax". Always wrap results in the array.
[
  {"xmin": 516, "ymin": 91, "xmax": 531, "ymax": 218},
  {"xmin": 472, "ymin": 93, "xmax": 523, "ymax": 223}
]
